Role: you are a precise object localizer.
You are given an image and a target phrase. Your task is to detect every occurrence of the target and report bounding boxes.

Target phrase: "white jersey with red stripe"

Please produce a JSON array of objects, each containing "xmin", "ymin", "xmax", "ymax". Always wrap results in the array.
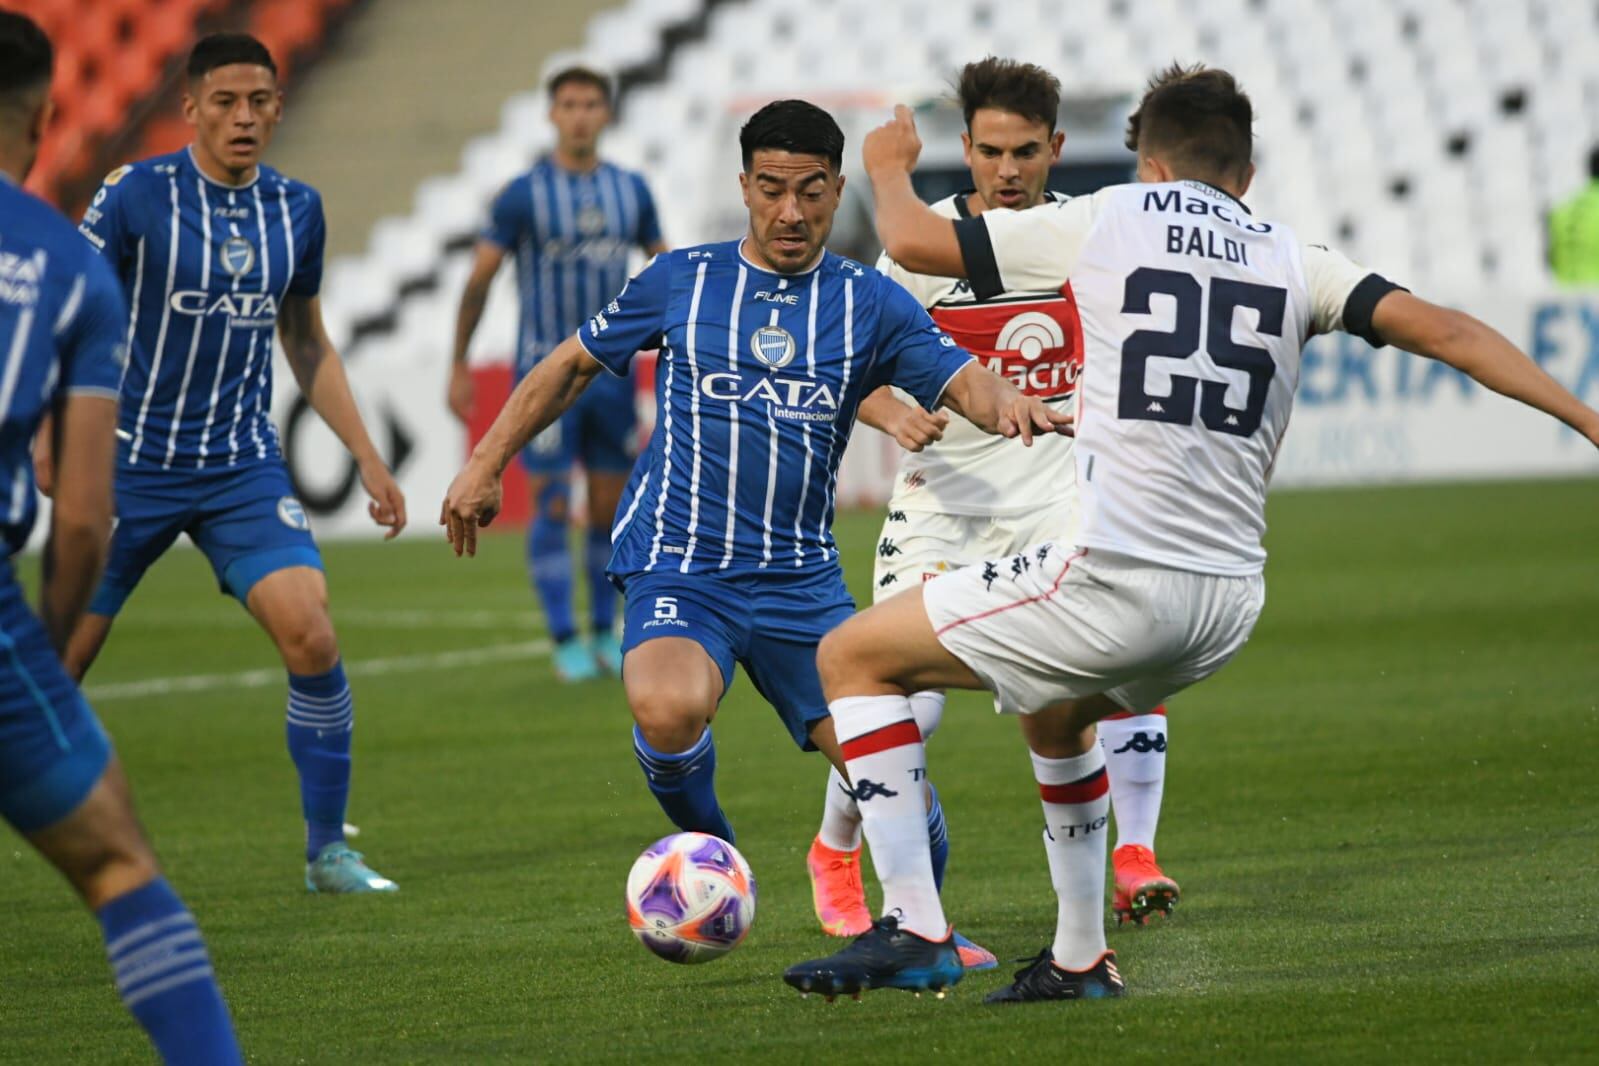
[
  {"xmin": 878, "ymin": 192, "xmax": 1081, "ymax": 516},
  {"xmin": 956, "ymin": 179, "xmax": 1400, "ymax": 576}
]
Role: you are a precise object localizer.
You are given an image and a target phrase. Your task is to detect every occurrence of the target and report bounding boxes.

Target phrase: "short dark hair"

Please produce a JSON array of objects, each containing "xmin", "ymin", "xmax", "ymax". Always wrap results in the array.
[
  {"xmin": 547, "ymin": 66, "xmax": 612, "ymax": 106},
  {"xmin": 739, "ymin": 99, "xmax": 844, "ymax": 171},
  {"xmin": 0, "ymin": 10, "xmax": 52, "ymax": 101},
  {"xmin": 957, "ymin": 56, "xmax": 1061, "ymax": 133},
  {"xmin": 187, "ymin": 33, "xmax": 277, "ymax": 82},
  {"xmin": 1125, "ymin": 63, "xmax": 1253, "ymax": 184},
  {"xmin": 1589, "ymin": 145, "xmax": 1599, "ymax": 181}
]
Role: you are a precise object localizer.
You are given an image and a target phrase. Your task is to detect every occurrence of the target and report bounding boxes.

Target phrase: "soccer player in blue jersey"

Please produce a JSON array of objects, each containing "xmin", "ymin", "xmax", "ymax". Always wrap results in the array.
[
  {"xmin": 442, "ymin": 100, "xmax": 1068, "ymax": 967},
  {"xmin": 0, "ymin": 14, "xmax": 243, "ymax": 1062},
  {"xmin": 53, "ymin": 34, "xmax": 406, "ymax": 893},
  {"xmin": 448, "ymin": 65, "xmax": 668, "ymax": 682}
]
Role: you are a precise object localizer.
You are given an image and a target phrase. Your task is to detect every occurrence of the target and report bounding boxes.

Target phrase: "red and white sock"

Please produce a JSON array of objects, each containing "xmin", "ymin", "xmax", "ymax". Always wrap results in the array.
[
  {"xmin": 1031, "ymin": 744, "xmax": 1111, "ymax": 970},
  {"xmin": 1098, "ymin": 707, "xmax": 1167, "ymax": 851},
  {"xmin": 832, "ymin": 695, "xmax": 946, "ymax": 940},
  {"xmin": 817, "ymin": 690, "xmax": 945, "ymax": 851}
]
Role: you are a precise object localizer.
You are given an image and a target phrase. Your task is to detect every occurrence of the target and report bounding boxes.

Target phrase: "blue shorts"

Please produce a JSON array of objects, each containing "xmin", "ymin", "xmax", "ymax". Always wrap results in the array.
[
  {"xmin": 89, "ymin": 458, "xmax": 324, "ymax": 617},
  {"xmin": 0, "ymin": 569, "xmax": 112, "ymax": 834},
  {"xmin": 619, "ymin": 566, "xmax": 857, "ymax": 750},
  {"xmin": 520, "ymin": 366, "xmax": 637, "ymax": 477}
]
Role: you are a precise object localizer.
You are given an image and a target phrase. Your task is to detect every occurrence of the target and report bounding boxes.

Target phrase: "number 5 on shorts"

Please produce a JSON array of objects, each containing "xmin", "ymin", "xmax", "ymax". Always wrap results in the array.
[{"xmin": 653, "ymin": 596, "xmax": 679, "ymax": 621}]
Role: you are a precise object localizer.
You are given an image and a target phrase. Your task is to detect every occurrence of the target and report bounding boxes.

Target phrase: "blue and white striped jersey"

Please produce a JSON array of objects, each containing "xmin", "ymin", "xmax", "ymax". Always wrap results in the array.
[
  {"xmin": 78, "ymin": 148, "xmax": 325, "ymax": 470},
  {"xmin": 484, "ymin": 157, "xmax": 661, "ymax": 374},
  {"xmin": 580, "ymin": 241, "xmax": 974, "ymax": 578},
  {"xmin": 1, "ymin": 175, "xmax": 126, "ymax": 556}
]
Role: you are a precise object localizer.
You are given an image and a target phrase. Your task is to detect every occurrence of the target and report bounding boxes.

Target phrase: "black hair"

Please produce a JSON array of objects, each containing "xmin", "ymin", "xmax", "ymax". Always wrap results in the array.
[
  {"xmin": 0, "ymin": 10, "xmax": 52, "ymax": 100},
  {"xmin": 1125, "ymin": 62, "xmax": 1254, "ymax": 184},
  {"xmin": 957, "ymin": 56, "xmax": 1061, "ymax": 133},
  {"xmin": 187, "ymin": 33, "xmax": 277, "ymax": 81},
  {"xmin": 547, "ymin": 65, "xmax": 612, "ymax": 106},
  {"xmin": 1589, "ymin": 145, "xmax": 1599, "ymax": 181},
  {"xmin": 739, "ymin": 99, "xmax": 845, "ymax": 171}
]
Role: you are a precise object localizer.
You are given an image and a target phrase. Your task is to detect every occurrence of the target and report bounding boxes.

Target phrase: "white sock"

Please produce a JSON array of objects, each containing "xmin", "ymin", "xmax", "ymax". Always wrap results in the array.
[
  {"xmin": 1098, "ymin": 711, "xmax": 1168, "ymax": 851},
  {"xmin": 818, "ymin": 765, "xmax": 861, "ymax": 851},
  {"xmin": 833, "ymin": 694, "xmax": 946, "ymax": 939},
  {"xmin": 817, "ymin": 691, "xmax": 946, "ymax": 852},
  {"xmin": 1031, "ymin": 744, "xmax": 1110, "ymax": 970}
]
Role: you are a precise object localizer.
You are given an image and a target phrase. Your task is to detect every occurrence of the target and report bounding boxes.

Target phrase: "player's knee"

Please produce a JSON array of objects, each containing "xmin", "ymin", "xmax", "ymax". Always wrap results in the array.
[
  {"xmin": 278, "ymin": 615, "xmax": 340, "ymax": 675},
  {"xmin": 816, "ymin": 623, "xmax": 867, "ymax": 691},
  {"xmin": 629, "ymin": 693, "xmax": 708, "ymax": 753}
]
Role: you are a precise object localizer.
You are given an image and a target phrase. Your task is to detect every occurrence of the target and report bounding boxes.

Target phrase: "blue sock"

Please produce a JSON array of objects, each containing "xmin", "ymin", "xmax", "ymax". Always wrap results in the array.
[
  {"xmin": 585, "ymin": 526, "xmax": 616, "ymax": 635},
  {"xmin": 98, "ymin": 878, "xmax": 242, "ymax": 1066},
  {"xmin": 286, "ymin": 661, "xmax": 353, "ymax": 862},
  {"xmin": 927, "ymin": 781, "xmax": 949, "ymax": 892},
  {"xmin": 632, "ymin": 725, "xmax": 735, "ymax": 844},
  {"xmin": 529, "ymin": 490, "xmax": 576, "ymax": 644}
]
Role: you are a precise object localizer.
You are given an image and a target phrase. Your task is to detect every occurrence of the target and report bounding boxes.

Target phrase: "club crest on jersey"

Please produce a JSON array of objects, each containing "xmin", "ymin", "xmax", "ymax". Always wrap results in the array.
[
  {"xmin": 277, "ymin": 496, "xmax": 310, "ymax": 531},
  {"xmin": 577, "ymin": 204, "xmax": 607, "ymax": 235},
  {"xmin": 219, "ymin": 236, "xmax": 255, "ymax": 278},
  {"xmin": 750, "ymin": 325, "xmax": 797, "ymax": 370}
]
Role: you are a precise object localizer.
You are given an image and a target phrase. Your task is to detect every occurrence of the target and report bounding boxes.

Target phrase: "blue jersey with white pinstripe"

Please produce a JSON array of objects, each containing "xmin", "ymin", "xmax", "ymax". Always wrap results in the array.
[
  {"xmin": 579, "ymin": 241, "xmax": 974, "ymax": 578},
  {"xmin": 484, "ymin": 157, "xmax": 661, "ymax": 374},
  {"xmin": 78, "ymin": 148, "xmax": 325, "ymax": 470},
  {"xmin": 0, "ymin": 176, "xmax": 126, "ymax": 556}
]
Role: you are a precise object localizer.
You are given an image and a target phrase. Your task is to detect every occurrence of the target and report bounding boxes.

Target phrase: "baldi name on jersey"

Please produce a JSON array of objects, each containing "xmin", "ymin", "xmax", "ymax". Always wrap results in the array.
[
  {"xmin": 931, "ymin": 293, "xmax": 1082, "ymax": 401},
  {"xmin": 167, "ymin": 290, "xmax": 278, "ymax": 329}
]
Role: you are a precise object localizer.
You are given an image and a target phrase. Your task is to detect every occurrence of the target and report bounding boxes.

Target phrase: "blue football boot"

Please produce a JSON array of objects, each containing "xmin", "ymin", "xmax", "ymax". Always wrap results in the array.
[
  {"xmin": 305, "ymin": 843, "xmax": 398, "ymax": 894},
  {"xmin": 784, "ymin": 915, "xmax": 964, "ymax": 999}
]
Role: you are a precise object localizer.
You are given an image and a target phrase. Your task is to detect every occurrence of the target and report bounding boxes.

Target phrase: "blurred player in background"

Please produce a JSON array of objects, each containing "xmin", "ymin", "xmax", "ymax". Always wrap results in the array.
[
  {"xmin": 442, "ymin": 102, "xmax": 1065, "ymax": 965},
  {"xmin": 60, "ymin": 34, "xmax": 407, "ymax": 894},
  {"xmin": 1548, "ymin": 145, "xmax": 1599, "ymax": 285},
  {"xmin": 447, "ymin": 66, "xmax": 668, "ymax": 682},
  {"xmin": 808, "ymin": 57, "xmax": 1176, "ymax": 948},
  {"xmin": 786, "ymin": 65, "xmax": 1599, "ymax": 1003},
  {"xmin": 0, "ymin": 13, "xmax": 243, "ymax": 1062}
]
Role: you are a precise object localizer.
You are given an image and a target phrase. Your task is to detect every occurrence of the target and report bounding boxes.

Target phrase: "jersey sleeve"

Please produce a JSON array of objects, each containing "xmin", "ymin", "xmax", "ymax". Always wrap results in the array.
[
  {"xmin": 287, "ymin": 187, "xmax": 326, "ymax": 297},
  {"xmin": 953, "ymin": 195, "xmax": 1096, "ymax": 299},
  {"xmin": 482, "ymin": 178, "xmax": 530, "ymax": 250},
  {"xmin": 869, "ymin": 278, "xmax": 974, "ymax": 410},
  {"xmin": 873, "ymin": 251, "xmax": 938, "ymax": 309},
  {"xmin": 58, "ymin": 252, "xmax": 128, "ymax": 401},
  {"xmin": 1301, "ymin": 243, "xmax": 1406, "ymax": 346},
  {"xmin": 634, "ymin": 174, "xmax": 663, "ymax": 249},
  {"xmin": 77, "ymin": 165, "xmax": 139, "ymax": 277},
  {"xmin": 576, "ymin": 254, "xmax": 671, "ymax": 375}
]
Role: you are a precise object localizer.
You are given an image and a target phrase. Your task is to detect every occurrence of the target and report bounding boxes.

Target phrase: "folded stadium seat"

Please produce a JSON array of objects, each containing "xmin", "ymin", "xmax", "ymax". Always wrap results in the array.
[
  {"xmin": 250, "ymin": 0, "xmax": 325, "ymax": 81},
  {"xmin": 412, "ymin": 174, "xmax": 496, "ymax": 247},
  {"xmin": 497, "ymin": 93, "xmax": 549, "ymax": 157},
  {"xmin": 583, "ymin": 9, "xmax": 655, "ymax": 70},
  {"xmin": 459, "ymin": 135, "xmax": 530, "ymax": 205},
  {"xmin": 320, "ymin": 257, "xmax": 397, "ymax": 327}
]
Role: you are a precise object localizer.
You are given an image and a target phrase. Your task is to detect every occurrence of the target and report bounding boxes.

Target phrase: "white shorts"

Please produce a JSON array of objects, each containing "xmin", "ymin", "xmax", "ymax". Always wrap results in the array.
[
  {"xmin": 923, "ymin": 543, "xmax": 1265, "ymax": 715},
  {"xmin": 871, "ymin": 501, "xmax": 1080, "ymax": 605}
]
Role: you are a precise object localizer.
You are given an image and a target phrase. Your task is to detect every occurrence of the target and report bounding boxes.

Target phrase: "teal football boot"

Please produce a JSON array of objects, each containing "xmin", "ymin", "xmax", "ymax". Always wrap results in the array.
[{"xmin": 305, "ymin": 843, "xmax": 398, "ymax": 894}]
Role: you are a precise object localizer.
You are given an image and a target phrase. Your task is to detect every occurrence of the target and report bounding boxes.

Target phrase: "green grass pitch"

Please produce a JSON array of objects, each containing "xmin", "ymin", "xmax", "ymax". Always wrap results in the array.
[{"xmin": 2, "ymin": 479, "xmax": 1597, "ymax": 1063}]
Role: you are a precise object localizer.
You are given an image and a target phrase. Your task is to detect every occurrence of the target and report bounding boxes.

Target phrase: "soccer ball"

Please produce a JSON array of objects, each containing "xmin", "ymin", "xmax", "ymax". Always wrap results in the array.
[{"xmin": 625, "ymin": 832, "xmax": 756, "ymax": 964}]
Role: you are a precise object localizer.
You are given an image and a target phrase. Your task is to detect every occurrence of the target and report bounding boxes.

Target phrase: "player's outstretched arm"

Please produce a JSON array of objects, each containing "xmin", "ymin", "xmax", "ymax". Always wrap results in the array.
[
  {"xmin": 1371, "ymin": 291, "xmax": 1599, "ymax": 446},
  {"xmin": 448, "ymin": 240, "xmax": 508, "ymax": 423},
  {"xmin": 40, "ymin": 395, "xmax": 117, "ymax": 653},
  {"xmin": 863, "ymin": 106, "xmax": 965, "ymax": 278},
  {"xmin": 858, "ymin": 386, "xmax": 949, "ymax": 452},
  {"xmin": 939, "ymin": 363, "xmax": 1073, "ymax": 445},
  {"xmin": 440, "ymin": 335, "xmax": 604, "ymax": 557},
  {"xmin": 278, "ymin": 293, "xmax": 408, "ymax": 538}
]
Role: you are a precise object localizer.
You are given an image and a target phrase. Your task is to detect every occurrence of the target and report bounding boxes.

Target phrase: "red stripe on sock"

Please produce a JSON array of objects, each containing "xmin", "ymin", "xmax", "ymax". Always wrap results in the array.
[
  {"xmin": 1039, "ymin": 767, "xmax": 1108, "ymax": 805},
  {"xmin": 841, "ymin": 719, "xmax": 922, "ymax": 761}
]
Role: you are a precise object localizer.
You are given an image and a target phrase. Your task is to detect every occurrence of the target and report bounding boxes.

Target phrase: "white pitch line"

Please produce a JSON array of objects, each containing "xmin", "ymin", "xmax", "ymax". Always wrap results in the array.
[
  {"xmin": 84, "ymin": 639, "xmax": 552, "ymax": 702},
  {"xmin": 117, "ymin": 607, "xmax": 540, "ymax": 631}
]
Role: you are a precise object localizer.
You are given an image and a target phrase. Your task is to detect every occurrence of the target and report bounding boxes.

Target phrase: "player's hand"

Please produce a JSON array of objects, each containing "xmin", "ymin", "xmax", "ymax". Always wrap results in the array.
[
  {"xmin": 32, "ymin": 415, "xmax": 54, "ymax": 498},
  {"xmin": 447, "ymin": 363, "xmax": 474, "ymax": 424},
  {"xmin": 359, "ymin": 458, "xmax": 407, "ymax": 539},
  {"xmin": 888, "ymin": 405, "xmax": 949, "ymax": 452},
  {"xmin": 998, "ymin": 395, "xmax": 1074, "ymax": 445},
  {"xmin": 862, "ymin": 104, "xmax": 923, "ymax": 177},
  {"xmin": 440, "ymin": 456, "xmax": 502, "ymax": 558}
]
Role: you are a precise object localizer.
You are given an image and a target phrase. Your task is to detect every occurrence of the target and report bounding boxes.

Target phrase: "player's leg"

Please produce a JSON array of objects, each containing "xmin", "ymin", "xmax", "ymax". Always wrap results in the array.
[
  {"xmin": 575, "ymin": 374, "xmax": 636, "ymax": 677},
  {"xmin": 2, "ymin": 583, "xmax": 242, "ymax": 1062},
  {"xmin": 1099, "ymin": 705, "xmax": 1178, "ymax": 925},
  {"xmin": 523, "ymin": 413, "xmax": 595, "ymax": 681}
]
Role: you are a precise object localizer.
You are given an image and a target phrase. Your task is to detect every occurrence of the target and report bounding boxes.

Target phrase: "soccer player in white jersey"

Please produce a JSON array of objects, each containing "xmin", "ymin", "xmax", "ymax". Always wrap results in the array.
[
  {"xmin": 785, "ymin": 65, "xmax": 1599, "ymax": 1003},
  {"xmin": 57, "ymin": 35, "xmax": 407, "ymax": 893},
  {"xmin": 807, "ymin": 58, "xmax": 1176, "ymax": 948}
]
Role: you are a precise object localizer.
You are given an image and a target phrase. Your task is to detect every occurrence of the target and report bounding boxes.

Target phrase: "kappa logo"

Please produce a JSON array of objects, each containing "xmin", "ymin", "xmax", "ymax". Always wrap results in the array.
[
  {"xmin": 887, "ymin": 510, "xmax": 907, "ymax": 523},
  {"xmin": 981, "ymin": 561, "xmax": 999, "ymax": 591},
  {"xmin": 1111, "ymin": 731, "xmax": 1167, "ymax": 755},
  {"xmin": 877, "ymin": 538, "xmax": 902, "ymax": 559},
  {"xmin": 219, "ymin": 235, "xmax": 255, "ymax": 278},
  {"xmin": 277, "ymin": 496, "xmax": 310, "ymax": 531},
  {"xmin": 750, "ymin": 324, "xmax": 797, "ymax": 369},
  {"xmin": 848, "ymin": 779, "xmax": 899, "ymax": 802},
  {"xmin": 877, "ymin": 572, "xmax": 898, "ymax": 588}
]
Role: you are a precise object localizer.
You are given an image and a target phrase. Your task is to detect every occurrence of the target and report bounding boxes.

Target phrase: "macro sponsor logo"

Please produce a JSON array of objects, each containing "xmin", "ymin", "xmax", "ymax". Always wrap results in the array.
[{"xmin": 168, "ymin": 290, "xmax": 278, "ymax": 327}]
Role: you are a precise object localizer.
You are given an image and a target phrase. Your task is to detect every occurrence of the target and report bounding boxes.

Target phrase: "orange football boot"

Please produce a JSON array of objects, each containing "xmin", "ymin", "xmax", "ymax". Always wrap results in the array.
[
  {"xmin": 807, "ymin": 836, "xmax": 872, "ymax": 937},
  {"xmin": 1112, "ymin": 844, "xmax": 1179, "ymax": 926}
]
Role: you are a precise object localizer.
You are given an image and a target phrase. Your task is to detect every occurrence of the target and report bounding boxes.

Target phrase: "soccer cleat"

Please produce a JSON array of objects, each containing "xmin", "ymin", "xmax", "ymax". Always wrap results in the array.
[
  {"xmin": 952, "ymin": 930, "xmax": 998, "ymax": 971},
  {"xmin": 553, "ymin": 637, "xmax": 601, "ymax": 682},
  {"xmin": 984, "ymin": 948, "xmax": 1125, "ymax": 1003},
  {"xmin": 592, "ymin": 631, "xmax": 624, "ymax": 677},
  {"xmin": 1112, "ymin": 844, "xmax": 1179, "ymax": 926},
  {"xmin": 784, "ymin": 915, "xmax": 963, "ymax": 998},
  {"xmin": 806, "ymin": 836, "xmax": 872, "ymax": 937},
  {"xmin": 305, "ymin": 843, "xmax": 398, "ymax": 894}
]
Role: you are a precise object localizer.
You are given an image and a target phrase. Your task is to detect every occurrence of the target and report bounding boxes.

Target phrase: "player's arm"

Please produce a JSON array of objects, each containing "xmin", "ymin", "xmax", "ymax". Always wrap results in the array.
[
  {"xmin": 448, "ymin": 239, "xmax": 508, "ymax": 423},
  {"xmin": 939, "ymin": 362, "xmax": 1071, "ymax": 445},
  {"xmin": 857, "ymin": 386, "xmax": 948, "ymax": 452},
  {"xmin": 862, "ymin": 106, "xmax": 965, "ymax": 278},
  {"xmin": 277, "ymin": 293, "xmax": 407, "ymax": 538},
  {"xmin": 1372, "ymin": 291, "xmax": 1599, "ymax": 444}
]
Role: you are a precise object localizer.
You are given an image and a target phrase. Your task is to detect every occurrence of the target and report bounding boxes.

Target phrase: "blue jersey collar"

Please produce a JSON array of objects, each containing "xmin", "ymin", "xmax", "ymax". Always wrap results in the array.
[{"xmin": 185, "ymin": 146, "xmax": 261, "ymax": 191}]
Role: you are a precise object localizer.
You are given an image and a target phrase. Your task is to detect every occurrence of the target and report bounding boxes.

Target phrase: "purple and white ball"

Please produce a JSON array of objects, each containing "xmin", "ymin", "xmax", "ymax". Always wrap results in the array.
[{"xmin": 625, "ymin": 832, "xmax": 756, "ymax": 964}]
